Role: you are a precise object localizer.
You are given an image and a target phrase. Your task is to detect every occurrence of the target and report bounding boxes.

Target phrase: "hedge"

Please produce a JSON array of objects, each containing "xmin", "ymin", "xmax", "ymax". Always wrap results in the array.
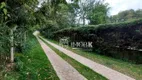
[{"xmin": 53, "ymin": 19, "xmax": 142, "ymax": 64}]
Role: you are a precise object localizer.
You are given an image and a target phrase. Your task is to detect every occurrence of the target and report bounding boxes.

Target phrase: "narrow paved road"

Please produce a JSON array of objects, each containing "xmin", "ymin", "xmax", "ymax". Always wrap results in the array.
[
  {"xmin": 40, "ymin": 36, "xmax": 135, "ymax": 80},
  {"xmin": 36, "ymin": 37, "xmax": 86, "ymax": 80}
]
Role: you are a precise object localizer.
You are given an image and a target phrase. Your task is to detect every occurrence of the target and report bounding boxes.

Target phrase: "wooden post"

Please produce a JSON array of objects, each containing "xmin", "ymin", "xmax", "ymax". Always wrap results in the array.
[
  {"xmin": 10, "ymin": 25, "xmax": 17, "ymax": 63},
  {"xmin": 10, "ymin": 29, "xmax": 14, "ymax": 63}
]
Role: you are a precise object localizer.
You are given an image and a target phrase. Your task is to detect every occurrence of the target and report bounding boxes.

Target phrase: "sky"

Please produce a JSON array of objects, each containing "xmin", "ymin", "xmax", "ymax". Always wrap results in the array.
[
  {"xmin": 105, "ymin": 0, "xmax": 142, "ymax": 15},
  {"xmin": 38, "ymin": 0, "xmax": 45, "ymax": 7},
  {"xmin": 66, "ymin": 0, "xmax": 142, "ymax": 15}
]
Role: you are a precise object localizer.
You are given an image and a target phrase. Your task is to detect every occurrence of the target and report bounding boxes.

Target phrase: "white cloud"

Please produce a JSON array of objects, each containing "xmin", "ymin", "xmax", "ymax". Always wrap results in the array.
[
  {"xmin": 66, "ymin": 0, "xmax": 73, "ymax": 3},
  {"xmin": 105, "ymin": 0, "xmax": 142, "ymax": 15}
]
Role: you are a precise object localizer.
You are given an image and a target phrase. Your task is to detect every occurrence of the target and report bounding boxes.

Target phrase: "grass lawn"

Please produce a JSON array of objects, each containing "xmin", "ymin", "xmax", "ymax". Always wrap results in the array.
[
  {"xmin": 2, "ymin": 36, "xmax": 59, "ymax": 80},
  {"xmin": 41, "ymin": 37, "xmax": 107, "ymax": 80},
  {"xmin": 47, "ymin": 38, "xmax": 142, "ymax": 80}
]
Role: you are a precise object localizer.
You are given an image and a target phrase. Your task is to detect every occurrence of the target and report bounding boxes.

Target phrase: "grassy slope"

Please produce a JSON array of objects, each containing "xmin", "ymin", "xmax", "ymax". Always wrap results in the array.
[
  {"xmin": 3, "ymin": 36, "xmax": 59, "ymax": 80},
  {"xmin": 41, "ymin": 37, "xmax": 107, "ymax": 80},
  {"xmin": 48, "ymin": 39, "xmax": 142, "ymax": 80}
]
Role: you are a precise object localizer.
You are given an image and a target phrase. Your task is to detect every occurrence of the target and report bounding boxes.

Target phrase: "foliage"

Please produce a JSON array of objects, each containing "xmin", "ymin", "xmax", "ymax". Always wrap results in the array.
[
  {"xmin": 87, "ymin": 0, "xmax": 109, "ymax": 25},
  {"xmin": 38, "ymin": 0, "xmax": 80, "ymax": 38},
  {"xmin": 54, "ymin": 19, "xmax": 142, "ymax": 35},
  {"xmin": 53, "ymin": 19, "xmax": 142, "ymax": 63},
  {"xmin": 0, "ymin": 1, "xmax": 10, "ymax": 65},
  {"xmin": 0, "ymin": 24, "xmax": 10, "ymax": 55},
  {"xmin": 0, "ymin": 0, "xmax": 38, "ymax": 63},
  {"xmin": 109, "ymin": 9, "xmax": 142, "ymax": 23},
  {"xmin": 76, "ymin": 0, "xmax": 109, "ymax": 25}
]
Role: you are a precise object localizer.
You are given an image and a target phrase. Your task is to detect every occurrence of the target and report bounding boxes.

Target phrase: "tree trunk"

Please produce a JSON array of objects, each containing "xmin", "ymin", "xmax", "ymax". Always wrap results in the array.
[{"xmin": 83, "ymin": 13, "xmax": 85, "ymax": 25}]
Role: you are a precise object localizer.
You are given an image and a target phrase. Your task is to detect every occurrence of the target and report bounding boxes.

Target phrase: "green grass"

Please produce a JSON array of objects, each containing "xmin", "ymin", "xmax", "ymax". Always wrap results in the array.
[
  {"xmin": 40, "ymin": 37, "xmax": 107, "ymax": 80},
  {"xmin": 4, "ymin": 36, "xmax": 59, "ymax": 80},
  {"xmin": 66, "ymin": 48, "xmax": 142, "ymax": 80},
  {"xmin": 47, "ymin": 39, "xmax": 142, "ymax": 80}
]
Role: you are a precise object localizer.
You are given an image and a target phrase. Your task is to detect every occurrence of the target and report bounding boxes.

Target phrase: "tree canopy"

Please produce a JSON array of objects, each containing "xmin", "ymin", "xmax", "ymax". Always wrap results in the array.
[{"xmin": 109, "ymin": 9, "xmax": 142, "ymax": 23}]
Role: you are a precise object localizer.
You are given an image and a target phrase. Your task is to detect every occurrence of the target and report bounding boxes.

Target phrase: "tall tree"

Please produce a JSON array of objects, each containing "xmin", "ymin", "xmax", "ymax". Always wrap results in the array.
[
  {"xmin": 37, "ymin": 0, "xmax": 80, "ymax": 38},
  {"xmin": 77, "ymin": 0, "xmax": 109, "ymax": 25},
  {"xmin": 86, "ymin": 0, "xmax": 109, "ymax": 25}
]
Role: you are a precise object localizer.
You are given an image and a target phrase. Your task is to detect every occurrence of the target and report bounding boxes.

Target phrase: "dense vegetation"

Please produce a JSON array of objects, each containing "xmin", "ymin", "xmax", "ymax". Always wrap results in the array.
[
  {"xmin": 39, "ymin": 0, "xmax": 110, "ymax": 38},
  {"xmin": 0, "ymin": 0, "xmax": 75, "ymax": 79},
  {"xmin": 109, "ymin": 9, "xmax": 142, "ymax": 23},
  {"xmin": 0, "ymin": 0, "xmax": 39, "ymax": 64},
  {"xmin": 53, "ymin": 19, "xmax": 142, "ymax": 63}
]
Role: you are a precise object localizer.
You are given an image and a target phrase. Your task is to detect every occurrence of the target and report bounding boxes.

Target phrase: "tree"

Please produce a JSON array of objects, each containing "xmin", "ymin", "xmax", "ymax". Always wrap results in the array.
[
  {"xmin": 0, "ymin": 0, "xmax": 38, "ymax": 63},
  {"xmin": 77, "ymin": 0, "xmax": 109, "ymax": 25},
  {"xmin": 77, "ymin": 0, "xmax": 95, "ymax": 25},
  {"xmin": 67, "ymin": 0, "xmax": 80, "ymax": 26},
  {"xmin": 136, "ymin": 9, "xmax": 142, "ymax": 18},
  {"xmin": 109, "ymin": 9, "xmax": 142, "ymax": 23},
  {"xmin": 37, "ymin": 0, "xmax": 80, "ymax": 38},
  {"xmin": 86, "ymin": 0, "xmax": 109, "ymax": 25}
]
